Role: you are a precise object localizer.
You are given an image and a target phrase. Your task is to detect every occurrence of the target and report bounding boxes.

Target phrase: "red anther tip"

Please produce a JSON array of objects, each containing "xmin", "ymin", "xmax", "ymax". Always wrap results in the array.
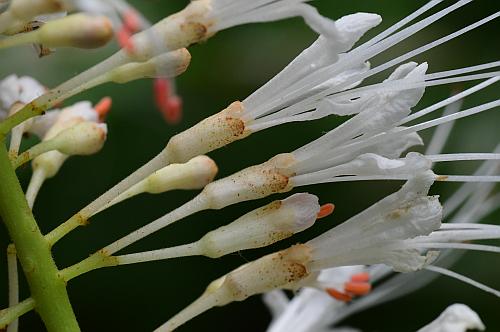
[
  {"xmin": 317, "ymin": 203, "xmax": 335, "ymax": 219},
  {"xmin": 94, "ymin": 97, "xmax": 112, "ymax": 120},
  {"xmin": 162, "ymin": 95, "xmax": 182, "ymax": 124},
  {"xmin": 117, "ymin": 28, "xmax": 134, "ymax": 53},
  {"xmin": 154, "ymin": 78, "xmax": 169, "ymax": 108},
  {"xmin": 326, "ymin": 288, "xmax": 352, "ymax": 302},
  {"xmin": 350, "ymin": 272, "xmax": 370, "ymax": 283},
  {"xmin": 344, "ymin": 282, "xmax": 372, "ymax": 296},
  {"xmin": 123, "ymin": 10, "xmax": 141, "ymax": 33}
]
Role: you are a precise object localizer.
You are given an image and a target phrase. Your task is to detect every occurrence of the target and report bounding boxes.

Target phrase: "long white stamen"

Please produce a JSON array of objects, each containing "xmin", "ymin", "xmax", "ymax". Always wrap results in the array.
[
  {"xmin": 295, "ymin": 5, "xmax": 496, "ymax": 108},
  {"xmin": 339, "ymin": 10, "xmax": 500, "ymax": 92},
  {"xmin": 252, "ymin": 0, "xmax": 474, "ymax": 120},
  {"xmin": 330, "ymin": 72, "xmax": 500, "ymax": 103},
  {"xmin": 425, "ymin": 265, "xmax": 500, "ymax": 298},
  {"xmin": 329, "ymin": 100, "xmax": 500, "ymax": 161},
  {"xmin": 293, "ymin": 174, "xmax": 500, "ymax": 186},
  {"xmin": 425, "ymin": 61, "xmax": 500, "ymax": 81},
  {"xmin": 273, "ymin": 71, "xmax": 498, "ymax": 128},
  {"xmin": 439, "ymin": 223, "xmax": 500, "ymax": 230},
  {"xmin": 425, "ymin": 99, "xmax": 461, "ymax": 155},
  {"xmin": 443, "ymin": 145, "xmax": 500, "ymax": 217},
  {"xmin": 426, "ymin": 153, "xmax": 500, "ymax": 162},
  {"xmin": 403, "ymin": 77, "xmax": 500, "ymax": 125},
  {"xmin": 354, "ymin": 0, "xmax": 444, "ymax": 51},
  {"xmin": 437, "ymin": 175, "xmax": 500, "ymax": 183}
]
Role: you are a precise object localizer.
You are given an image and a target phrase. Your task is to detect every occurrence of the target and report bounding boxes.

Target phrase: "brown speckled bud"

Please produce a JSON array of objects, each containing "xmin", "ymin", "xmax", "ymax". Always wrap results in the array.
[
  {"xmin": 130, "ymin": 0, "xmax": 213, "ymax": 61},
  {"xmin": 206, "ymin": 244, "xmax": 313, "ymax": 305},
  {"xmin": 165, "ymin": 101, "xmax": 250, "ymax": 163},
  {"xmin": 200, "ymin": 153, "xmax": 296, "ymax": 209}
]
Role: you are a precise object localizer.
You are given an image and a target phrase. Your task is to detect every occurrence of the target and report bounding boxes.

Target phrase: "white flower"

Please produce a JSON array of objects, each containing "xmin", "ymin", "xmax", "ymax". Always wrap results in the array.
[
  {"xmin": 417, "ymin": 304, "xmax": 485, "ymax": 332},
  {"xmin": 265, "ymin": 266, "xmax": 368, "ymax": 332},
  {"xmin": 0, "ymin": 74, "xmax": 45, "ymax": 119},
  {"xmin": 307, "ymin": 171, "xmax": 442, "ymax": 273}
]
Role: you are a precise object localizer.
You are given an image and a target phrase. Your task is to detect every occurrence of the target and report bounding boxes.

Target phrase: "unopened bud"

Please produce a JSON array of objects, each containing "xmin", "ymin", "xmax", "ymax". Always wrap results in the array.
[
  {"xmin": 7, "ymin": 0, "xmax": 69, "ymax": 23},
  {"xmin": 36, "ymin": 14, "xmax": 113, "ymax": 49},
  {"xmin": 165, "ymin": 101, "xmax": 250, "ymax": 163},
  {"xmin": 199, "ymin": 153, "xmax": 296, "ymax": 210},
  {"xmin": 198, "ymin": 193, "xmax": 320, "ymax": 258},
  {"xmin": 161, "ymin": 244, "xmax": 312, "ymax": 331},
  {"xmin": 130, "ymin": 0, "xmax": 212, "ymax": 60},
  {"xmin": 104, "ymin": 155, "xmax": 218, "ymax": 210},
  {"xmin": 50, "ymin": 121, "xmax": 107, "ymax": 155},
  {"xmin": 145, "ymin": 155, "xmax": 217, "ymax": 193},
  {"xmin": 108, "ymin": 48, "xmax": 191, "ymax": 84}
]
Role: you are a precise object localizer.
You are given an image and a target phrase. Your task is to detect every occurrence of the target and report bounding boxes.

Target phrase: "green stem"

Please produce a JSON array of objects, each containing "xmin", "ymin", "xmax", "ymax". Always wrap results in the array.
[
  {"xmin": 0, "ymin": 298, "xmax": 35, "ymax": 329},
  {"xmin": 60, "ymin": 251, "xmax": 119, "ymax": 282},
  {"xmin": 0, "ymin": 143, "xmax": 80, "ymax": 332}
]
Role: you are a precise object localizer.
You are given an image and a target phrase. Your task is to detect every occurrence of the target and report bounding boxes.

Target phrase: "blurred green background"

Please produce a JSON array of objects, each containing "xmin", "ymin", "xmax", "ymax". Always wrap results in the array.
[{"xmin": 1, "ymin": 0, "xmax": 499, "ymax": 331}]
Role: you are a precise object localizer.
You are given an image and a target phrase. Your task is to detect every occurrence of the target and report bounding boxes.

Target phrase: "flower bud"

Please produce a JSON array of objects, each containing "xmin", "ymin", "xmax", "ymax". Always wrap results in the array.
[
  {"xmin": 161, "ymin": 244, "xmax": 312, "ymax": 331},
  {"xmin": 107, "ymin": 49, "xmax": 191, "ymax": 84},
  {"xmin": 36, "ymin": 14, "xmax": 113, "ymax": 49},
  {"xmin": 103, "ymin": 155, "xmax": 218, "ymax": 210},
  {"xmin": 198, "ymin": 193, "xmax": 320, "ymax": 258},
  {"xmin": 50, "ymin": 121, "xmax": 107, "ymax": 156},
  {"xmin": 130, "ymin": 0, "xmax": 212, "ymax": 60},
  {"xmin": 146, "ymin": 155, "xmax": 217, "ymax": 193},
  {"xmin": 199, "ymin": 153, "xmax": 296, "ymax": 210},
  {"xmin": 164, "ymin": 101, "xmax": 250, "ymax": 163},
  {"xmin": 7, "ymin": 0, "xmax": 69, "ymax": 23}
]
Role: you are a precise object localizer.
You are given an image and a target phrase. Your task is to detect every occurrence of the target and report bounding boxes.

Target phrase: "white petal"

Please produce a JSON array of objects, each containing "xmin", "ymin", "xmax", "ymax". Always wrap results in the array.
[{"xmin": 417, "ymin": 304, "xmax": 485, "ymax": 332}]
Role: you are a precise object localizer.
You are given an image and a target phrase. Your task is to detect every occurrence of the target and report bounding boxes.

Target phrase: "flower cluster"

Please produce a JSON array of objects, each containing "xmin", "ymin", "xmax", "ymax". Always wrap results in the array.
[{"xmin": 0, "ymin": 1, "xmax": 498, "ymax": 332}]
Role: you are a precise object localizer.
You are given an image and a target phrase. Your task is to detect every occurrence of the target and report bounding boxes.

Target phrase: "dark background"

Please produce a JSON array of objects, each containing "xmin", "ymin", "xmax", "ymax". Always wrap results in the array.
[{"xmin": 1, "ymin": 1, "xmax": 499, "ymax": 331}]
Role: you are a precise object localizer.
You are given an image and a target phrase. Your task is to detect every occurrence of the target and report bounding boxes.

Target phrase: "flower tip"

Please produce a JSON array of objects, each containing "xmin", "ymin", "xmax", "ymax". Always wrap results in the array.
[
  {"xmin": 94, "ymin": 97, "xmax": 112, "ymax": 120},
  {"xmin": 317, "ymin": 203, "xmax": 335, "ymax": 220},
  {"xmin": 123, "ymin": 9, "xmax": 141, "ymax": 33},
  {"xmin": 161, "ymin": 95, "xmax": 183, "ymax": 124}
]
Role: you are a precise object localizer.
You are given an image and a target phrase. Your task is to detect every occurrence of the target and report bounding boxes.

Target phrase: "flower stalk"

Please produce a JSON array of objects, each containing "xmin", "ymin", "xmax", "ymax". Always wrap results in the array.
[{"xmin": 0, "ymin": 143, "xmax": 80, "ymax": 332}]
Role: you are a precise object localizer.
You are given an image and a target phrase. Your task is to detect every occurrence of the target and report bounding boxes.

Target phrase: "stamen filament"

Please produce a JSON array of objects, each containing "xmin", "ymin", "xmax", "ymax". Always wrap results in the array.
[
  {"xmin": 425, "ymin": 265, "xmax": 500, "ymax": 298},
  {"xmin": 116, "ymin": 243, "xmax": 202, "ymax": 265}
]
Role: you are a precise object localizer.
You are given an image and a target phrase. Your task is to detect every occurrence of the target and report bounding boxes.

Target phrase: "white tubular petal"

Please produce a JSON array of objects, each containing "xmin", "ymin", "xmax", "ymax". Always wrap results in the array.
[
  {"xmin": 27, "ymin": 110, "xmax": 61, "ymax": 138},
  {"xmin": 56, "ymin": 101, "xmax": 99, "ymax": 123},
  {"xmin": 292, "ymin": 152, "xmax": 432, "ymax": 187},
  {"xmin": 417, "ymin": 304, "xmax": 485, "ymax": 332},
  {"xmin": 0, "ymin": 74, "xmax": 45, "ymax": 117},
  {"xmin": 244, "ymin": 12, "xmax": 380, "ymax": 121},
  {"xmin": 307, "ymin": 172, "xmax": 442, "ymax": 272},
  {"xmin": 263, "ymin": 290, "xmax": 290, "ymax": 321},
  {"xmin": 198, "ymin": 193, "xmax": 319, "ymax": 258}
]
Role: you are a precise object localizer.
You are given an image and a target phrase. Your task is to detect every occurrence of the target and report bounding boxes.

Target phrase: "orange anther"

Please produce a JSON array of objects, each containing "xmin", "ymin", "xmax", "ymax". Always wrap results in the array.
[
  {"xmin": 94, "ymin": 97, "xmax": 112, "ymax": 120},
  {"xmin": 350, "ymin": 272, "xmax": 370, "ymax": 283},
  {"xmin": 317, "ymin": 203, "xmax": 335, "ymax": 219},
  {"xmin": 344, "ymin": 282, "xmax": 372, "ymax": 296},
  {"xmin": 326, "ymin": 288, "xmax": 352, "ymax": 302},
  {"xmin": 123, "ymin": 10, "xmax": 141, "ymax": 33}
]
